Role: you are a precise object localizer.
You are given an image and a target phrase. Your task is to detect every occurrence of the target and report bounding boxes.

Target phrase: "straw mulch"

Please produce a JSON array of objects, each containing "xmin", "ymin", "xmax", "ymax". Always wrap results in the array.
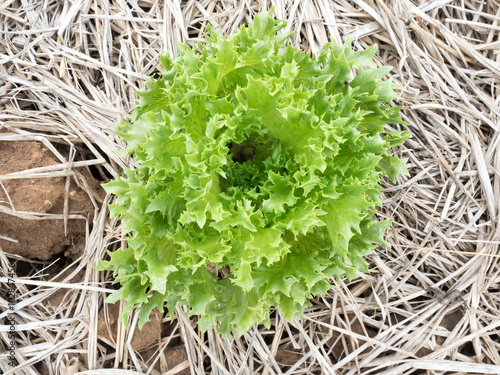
[{"xmin": 1, "ymin": 0, "xmax": 500, "ymax": 374}]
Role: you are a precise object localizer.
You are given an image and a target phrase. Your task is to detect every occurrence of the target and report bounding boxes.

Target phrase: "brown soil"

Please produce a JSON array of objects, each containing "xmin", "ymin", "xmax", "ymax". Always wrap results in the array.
[
  {"xmin": 98, "ymin": 303, "xmax": 190, "ymax": 373},
  {"xmin": 161, "ymin": 346, "xmax": 190, "ymax": 374},
  {"xmin": 97, "ymin": 302, "xmax": 163, "ymax": 352},
  {"xmin": 142, "ymin": 345, "xmax": 190, "ymax": 375},
  {"xmin": 275, "ymin": 346, "xmax": 303, "ymax": 369},
  {"xmin": 0, "ymin": 140, "xmax": 103, "ymax": 260}
]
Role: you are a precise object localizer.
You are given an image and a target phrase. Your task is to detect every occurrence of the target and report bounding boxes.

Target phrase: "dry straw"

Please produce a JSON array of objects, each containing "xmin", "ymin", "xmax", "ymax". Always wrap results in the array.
[{"xmin": 1, "ymin": 0, "xmax": 500, "ymax": 374}]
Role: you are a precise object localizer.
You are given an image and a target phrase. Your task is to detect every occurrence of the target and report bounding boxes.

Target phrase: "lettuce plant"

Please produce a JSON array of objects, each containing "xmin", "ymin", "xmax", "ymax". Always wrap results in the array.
[{"xmin": 100, "ymin": 10, "xmax": 410, "ymax": 338}]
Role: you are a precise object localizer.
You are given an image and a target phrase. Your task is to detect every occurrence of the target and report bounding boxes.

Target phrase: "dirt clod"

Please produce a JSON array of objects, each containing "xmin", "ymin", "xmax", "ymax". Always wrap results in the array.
[
  {"xmin": 97, "ymin": 302, "xmax": 162, "ymax": 352},
  {"xmin": 275, "ymin": 347, "xmax": 302, "ymax": 369},
  {"xmin": 0, "ymin": 140, "xmax": 102, "ymax": 260},
  {"xmin": 162, "ymin": 346, "xmax": 190, "ymax": 375}
]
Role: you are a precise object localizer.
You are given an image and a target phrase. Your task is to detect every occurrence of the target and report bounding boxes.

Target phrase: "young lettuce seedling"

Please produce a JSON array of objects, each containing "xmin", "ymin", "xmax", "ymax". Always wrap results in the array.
[{"xmin": 99, "ymin": 9, "xmax": 410, "ymax": 338}]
